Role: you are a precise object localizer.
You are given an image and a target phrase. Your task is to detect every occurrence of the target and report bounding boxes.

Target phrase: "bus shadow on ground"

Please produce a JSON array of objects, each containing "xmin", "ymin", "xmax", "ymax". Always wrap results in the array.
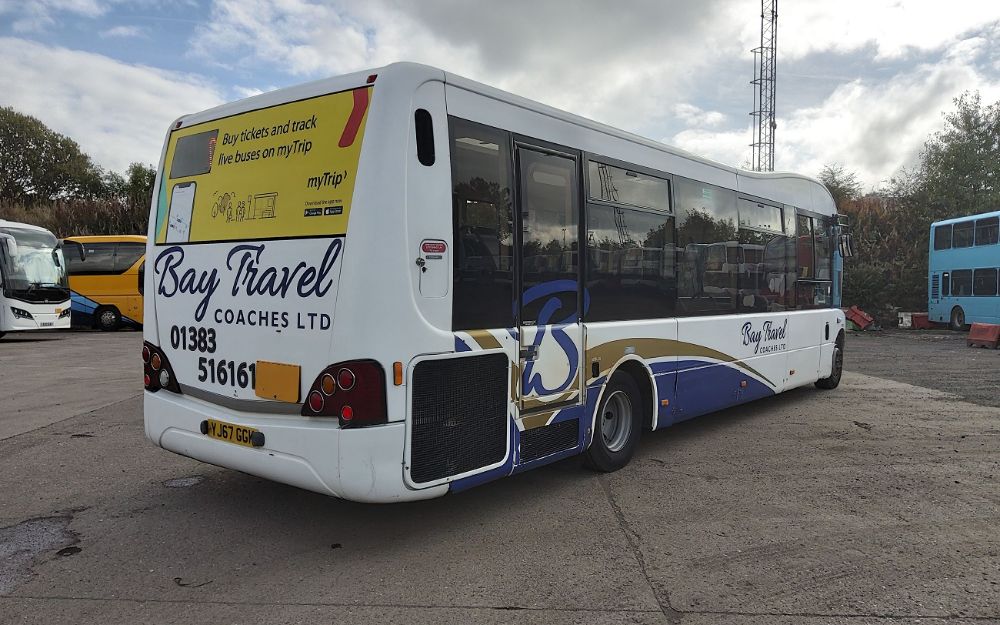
[{"xmin": 138, "ymin": 385, "xmax": 820, "ymax": 556}]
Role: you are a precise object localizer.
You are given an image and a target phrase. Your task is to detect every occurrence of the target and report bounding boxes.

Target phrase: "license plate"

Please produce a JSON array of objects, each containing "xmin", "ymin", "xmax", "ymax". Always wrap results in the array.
[
  {"xmin": 41, "ymin": 322, "xmax": 53, "ymax": 327},
  {"xmin": 203, "ymin": 418, "xmax": 259, "ymax": 448}
]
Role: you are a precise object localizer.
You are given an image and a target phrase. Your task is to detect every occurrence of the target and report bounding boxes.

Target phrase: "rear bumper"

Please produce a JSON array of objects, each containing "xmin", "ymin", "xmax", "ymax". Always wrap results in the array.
[{"xmin": 144, "ymin": 391, "xmax": 447, "ymax": 503}]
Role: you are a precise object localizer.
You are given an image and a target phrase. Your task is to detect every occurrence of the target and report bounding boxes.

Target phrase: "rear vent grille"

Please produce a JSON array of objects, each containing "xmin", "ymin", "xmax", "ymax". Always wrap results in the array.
[
  {"xmin": 520, "ymin": 419, "xmax": 579, "ymax": 462},
  {"xmin": 931, "ymin": 274, "xmax": 940, "ymax": 299},
  {"xmin": 410, "ymin": 353, "xmax": 508, "ymax": 483}
]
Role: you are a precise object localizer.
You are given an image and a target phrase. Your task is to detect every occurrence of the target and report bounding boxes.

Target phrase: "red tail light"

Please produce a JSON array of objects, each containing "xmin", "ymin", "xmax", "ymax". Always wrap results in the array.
[
  {"xmin": 143, "ymin": 341, "xmax": 181, "ymax": 394},
  {"xmin": 302, "ymin": 360, "xmax": 386, "ymax": 427}
]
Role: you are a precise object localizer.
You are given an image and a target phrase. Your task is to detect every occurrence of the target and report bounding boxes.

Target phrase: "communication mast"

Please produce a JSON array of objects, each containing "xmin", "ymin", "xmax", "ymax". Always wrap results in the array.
[{"xmin": 750, "ymin": 0, "xmax": 778, "ymax": 171}]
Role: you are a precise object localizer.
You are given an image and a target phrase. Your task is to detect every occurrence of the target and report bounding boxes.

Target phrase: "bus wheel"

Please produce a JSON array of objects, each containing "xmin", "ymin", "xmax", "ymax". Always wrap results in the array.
[
  {"xmin": 816, "ymin": 333, "xmax": 844, "ymax": 390},
  {"xmin": 949, "ymin": 306, "xmax": 966, "ymax": 331},
  {"xmin": 96, "ymin": 306, "xmax": 121, "ymax": 331},
  {"xmin": 584, "ymin": 373, "xmax": 643, "ymax": 472}
]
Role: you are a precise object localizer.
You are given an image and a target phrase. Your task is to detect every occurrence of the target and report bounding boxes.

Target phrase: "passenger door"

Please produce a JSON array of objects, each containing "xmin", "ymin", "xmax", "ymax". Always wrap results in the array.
[{"xmin": 515, "ymin": 144, "xmax": 583, "ymax": 412}]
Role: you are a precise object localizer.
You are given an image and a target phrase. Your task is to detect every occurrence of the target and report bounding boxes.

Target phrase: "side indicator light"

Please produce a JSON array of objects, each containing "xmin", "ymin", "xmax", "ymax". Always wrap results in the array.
[
  {"xmin": 660, "ymin": 399, "xmax": 669, "ymax": 407},
  {"xmin": 393, "ymin": 361, "xmax": 403, "ymax": 386},
  {"xmin": 366, "ymin": 74, "xmax": 377, "ymax": 84}
]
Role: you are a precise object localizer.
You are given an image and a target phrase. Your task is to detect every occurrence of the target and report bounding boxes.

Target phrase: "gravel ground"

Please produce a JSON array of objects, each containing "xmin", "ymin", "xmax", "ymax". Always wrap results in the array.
[{"xmin": 845, "ymin": 328, "xmax": 1000, "ymax": 408}]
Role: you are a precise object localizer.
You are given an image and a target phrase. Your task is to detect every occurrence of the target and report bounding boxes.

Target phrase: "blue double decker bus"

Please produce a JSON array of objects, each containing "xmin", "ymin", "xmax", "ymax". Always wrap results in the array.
[{"xmin": 929, "ymin": 211, "xmax": 1000, "ymax": 329}]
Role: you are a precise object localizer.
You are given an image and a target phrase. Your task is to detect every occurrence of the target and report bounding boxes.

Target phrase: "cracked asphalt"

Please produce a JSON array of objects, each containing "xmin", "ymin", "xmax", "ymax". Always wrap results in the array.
[{"xmin": 0, "ymin": 330, "xmax": 998, "ymax": 624}]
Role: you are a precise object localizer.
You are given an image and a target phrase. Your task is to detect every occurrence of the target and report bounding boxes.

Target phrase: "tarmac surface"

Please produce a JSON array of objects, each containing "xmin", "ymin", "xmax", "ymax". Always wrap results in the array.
[{"xmin": 0, "ymin": 329, "xmax": 998, "ymax": 624}]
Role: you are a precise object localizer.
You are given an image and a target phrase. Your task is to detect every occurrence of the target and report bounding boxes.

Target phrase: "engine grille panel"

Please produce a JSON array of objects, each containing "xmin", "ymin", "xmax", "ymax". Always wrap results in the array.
[
  {"xmin": 410, "ymin": 353, "xmax": 508, "ymax": 484},
  {"xmin": 519, "ymin": 419, "xmax": 579, "ymax": 462}
]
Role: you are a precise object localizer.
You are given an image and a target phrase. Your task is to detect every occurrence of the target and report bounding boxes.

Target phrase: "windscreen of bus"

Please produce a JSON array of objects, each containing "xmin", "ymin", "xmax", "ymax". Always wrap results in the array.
[{"xmin": 154, "ymin": 87, "xmax": 372, "ymax": 244}]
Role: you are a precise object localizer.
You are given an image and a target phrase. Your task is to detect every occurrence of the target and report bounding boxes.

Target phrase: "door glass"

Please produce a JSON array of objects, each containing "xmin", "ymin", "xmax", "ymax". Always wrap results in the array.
[{"xmin": 520, "ymin": 149, "xmax": 579, "ymax": 324}]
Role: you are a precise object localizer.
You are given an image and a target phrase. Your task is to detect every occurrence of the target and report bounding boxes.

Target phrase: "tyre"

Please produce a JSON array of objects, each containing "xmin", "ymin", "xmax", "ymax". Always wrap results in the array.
[
  {"xmin": 584, "ymin": 372, "xmax": 643, "ymax": 472},
  {"xmin": 816, "ymin": 333, "xmax": 844, "ymax": 390},
  {"xmin": 949, "ymin": 306, "xmax": 966, "ymax": 331},
  {"xmin": 96, "ymin": 306, "xmax": 121, "ymax": 331}
]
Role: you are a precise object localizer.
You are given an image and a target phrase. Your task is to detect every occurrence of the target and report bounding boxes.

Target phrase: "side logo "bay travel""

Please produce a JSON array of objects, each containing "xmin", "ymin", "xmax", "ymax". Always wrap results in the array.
[{"xmin": 741, "ymin": 318, "xmax": 788, "ymax": 355}]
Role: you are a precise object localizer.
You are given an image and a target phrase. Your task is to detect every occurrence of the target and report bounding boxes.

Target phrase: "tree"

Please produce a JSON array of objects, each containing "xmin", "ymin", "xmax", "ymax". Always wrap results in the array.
[
  {"xmin": 0, "ymin": 106, "xmax": 104, "ymax": 201},
  {"xmin": 819, "ymin": 163, "xmax": 862, "ymax": 210},
  {"xmin": 918, "ymin": 91, "xmax": 1000, "ymax": 219}
]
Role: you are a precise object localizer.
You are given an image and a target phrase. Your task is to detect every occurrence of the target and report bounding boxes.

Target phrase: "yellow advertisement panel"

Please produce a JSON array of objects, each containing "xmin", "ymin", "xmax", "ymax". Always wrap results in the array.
[{"xmin": 155, "ymin": 87, "xmax": 371, "ymax": 244}]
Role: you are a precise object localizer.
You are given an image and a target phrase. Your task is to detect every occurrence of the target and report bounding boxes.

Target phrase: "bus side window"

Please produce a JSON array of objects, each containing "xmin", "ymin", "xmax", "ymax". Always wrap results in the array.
[
  {"xmin": 797, "ymin": 215, "xmax": 814, "ymax": 279},
  {"xmin": 941, "ymin": 272, "xmax": 950, "ymax": 296},
  {"xmin": 114, "ymin": 242, "xmax": 144, "ymax": 273}
]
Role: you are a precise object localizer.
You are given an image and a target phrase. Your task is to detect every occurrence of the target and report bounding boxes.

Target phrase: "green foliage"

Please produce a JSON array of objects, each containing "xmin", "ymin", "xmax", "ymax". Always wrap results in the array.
[
  {"xmin": 919, "ymin": 92, "xmax": 1000, "ymax": 218},
  {"xmin": 0, "ymin": 106, "xmax": 105, "ymax": 201},
  {"xmin": 0, "ymin": 106, "xmax": 154, "ymax": 236}
]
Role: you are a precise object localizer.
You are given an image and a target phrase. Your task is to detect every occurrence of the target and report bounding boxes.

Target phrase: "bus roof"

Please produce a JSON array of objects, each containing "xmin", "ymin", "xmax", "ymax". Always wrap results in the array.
[
  {"xmin": 0, "ymin": 219, "xmax": 56, "ymax": 234},
  {"xmin": 931, "ymin": 210, "xmax": 1000, "ymax": 227},
  {"xmin": 63, "ymin": 235, "xmax": 147, "ymax": 243},
  {"xmin": 170, "ymin": 62, "xmax": 836, "ymax": 216}
]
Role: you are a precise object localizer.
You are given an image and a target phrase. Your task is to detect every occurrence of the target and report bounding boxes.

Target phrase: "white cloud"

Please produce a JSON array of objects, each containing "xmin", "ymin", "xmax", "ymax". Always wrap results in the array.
[
  {"xmin": 674, "ymin": 103, "xmax": 728, "ymax": 128},
  {"xmin": 99, "ymin": 25, "xmax": 146, "ymax": 39},
  {"xmin": 0, "ymin": 0, "xmax": 107, "ymax": 33},
  {"xmin": 0, "ymin": 37, "xmax": 225, "ymax": 172},
  {"xmin": 742, "ymin": 0, "xmax": 1000, "ymax": 61},
  {"xmin": 674, "ymin": 55, "xmax": 1000, "ymax": 188}
]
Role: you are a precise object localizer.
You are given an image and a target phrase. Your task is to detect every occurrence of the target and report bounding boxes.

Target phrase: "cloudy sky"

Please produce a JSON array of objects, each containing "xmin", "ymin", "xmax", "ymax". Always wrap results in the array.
[{"xmin": 1, "ymin": 0, "xmax": 999, "ymax": 189}]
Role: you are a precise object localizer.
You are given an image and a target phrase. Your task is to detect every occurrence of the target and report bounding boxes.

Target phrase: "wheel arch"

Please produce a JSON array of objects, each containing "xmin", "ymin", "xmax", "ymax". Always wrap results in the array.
[{"xmin": 586, "ymin": 355, "xmax": 657, "ymax": 447}]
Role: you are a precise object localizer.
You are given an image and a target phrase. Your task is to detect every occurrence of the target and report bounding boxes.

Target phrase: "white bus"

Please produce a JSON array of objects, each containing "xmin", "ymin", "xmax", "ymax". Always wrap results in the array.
[
  {"xmin": 0, "ymin": 220, "xmax": 73, "ymax": 338},
  {"xmin": 144, "ymin": 63, "xmax": 846, "ymax": 502}
]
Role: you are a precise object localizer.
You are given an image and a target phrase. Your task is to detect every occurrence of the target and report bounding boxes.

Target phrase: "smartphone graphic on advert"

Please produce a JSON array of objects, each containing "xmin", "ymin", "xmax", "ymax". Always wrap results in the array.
[{"xmin": 167, "ymin": 182, "xmax": 196, "ymax": 242}]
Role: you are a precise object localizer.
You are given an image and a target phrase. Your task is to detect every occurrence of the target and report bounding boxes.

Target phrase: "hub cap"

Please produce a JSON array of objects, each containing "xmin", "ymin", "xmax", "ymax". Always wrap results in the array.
[{"xmin": 600, "ymin": 390, "xmax": 633, "ymax": 453}]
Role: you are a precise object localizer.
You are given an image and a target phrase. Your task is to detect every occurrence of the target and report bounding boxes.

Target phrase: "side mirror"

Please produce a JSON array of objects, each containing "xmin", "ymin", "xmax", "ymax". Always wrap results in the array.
[
  {"xmin": 0, "ymin": 234, "xmax": 18, "ymax": 263},
  {"xmin": 839, "ymin": 233, "xmax": 855, "ymax": 258}
]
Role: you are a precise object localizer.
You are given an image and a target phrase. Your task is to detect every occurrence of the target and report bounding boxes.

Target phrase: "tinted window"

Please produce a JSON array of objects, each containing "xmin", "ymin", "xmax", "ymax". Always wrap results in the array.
[
  {"xmin": 674, "ymin": 179, "xmax": 738, "ymax": 315},
  {"xmin": 738, "ymin": 198, "xmax": 783, "ymax": 233},
  {"xmin": 588, "ymin": 162, "xmax": 670, "ymax": 212},
  {"xmin": 973, "ymin": 268, "xmax": 998, "ymax": 296},
  {"xmin": 414, "ymin": 109, "xmax": 435, "ymax": 166},
  {"xmin": 587, "ymin": 205, "xmax": 675, "ymax": 321},
  {"xmin": 933, "ymin": 224, "xmax": 952, "ymax": 250},
  {"xmin": 738, "ymin": 229, "xmax": 790, "ymax": 312},
  {"xmin": 170, "ymin": 129, "xmax": 218, "ymax": 178},
  {"xmin": 519, "ymin": 149, "xmax": 578, "ymax": 325},
  {"xmin": 942, "ymin": 272, "xmax": 950, "ymax": 296},
  {"xmin": 951, "ymin": 269, "xmax": 973, "ymax": 296},
  {"xmin": 814, "ymin": 217, "xmax": 832, "ymax": 281},
  {"xmin": 61, "ymin": 240, "xmax": 86, "ymax": 273},
  {"xmin": 114, "ymin": 242, "xmax": 144, "ymax": 272},
  {"xmin": 796, "ymin": 215, "xmax": 814, "ymax": 279},
  {"xmin": 76, "ymin": 243, "xmax": 116, "ymax": 274},
  {"xmin": 975, "ymin": 217, "xmax": 999, "ymax": 246},
  {"xmin": 953, "ymin": 221, "xmax": 974, "ymax": 248},
  {"xmin": 450, "ymin": 118, "xmax": 514, "ymax": 330}
]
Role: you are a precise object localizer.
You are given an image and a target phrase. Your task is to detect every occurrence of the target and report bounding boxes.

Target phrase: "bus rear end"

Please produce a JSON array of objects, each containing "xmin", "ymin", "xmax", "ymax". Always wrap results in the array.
[{"xmin": 143, "ymin": 64, "xmax": 450, "ymax": 502}]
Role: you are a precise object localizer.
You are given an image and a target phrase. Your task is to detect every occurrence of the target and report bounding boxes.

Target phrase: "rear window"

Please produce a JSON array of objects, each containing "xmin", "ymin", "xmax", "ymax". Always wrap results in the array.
[{"xmin": 170, "ymin": 130, "xmax": 218, "ymax": 179}]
